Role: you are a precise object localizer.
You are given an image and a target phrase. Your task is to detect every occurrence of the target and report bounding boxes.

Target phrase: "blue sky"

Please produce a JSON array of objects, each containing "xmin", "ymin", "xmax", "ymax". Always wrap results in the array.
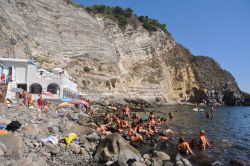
[{"xmin": 75, "ymin": 0, "xmax": 250, "ymax": 93}]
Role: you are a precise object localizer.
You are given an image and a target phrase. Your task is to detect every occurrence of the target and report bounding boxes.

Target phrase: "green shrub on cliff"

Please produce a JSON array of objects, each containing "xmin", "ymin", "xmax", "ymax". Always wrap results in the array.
[
  {"xmin": 138, "ymin": 16, "xmax": 167, "ymax": 32},
  {"xmin": 85, "ymin": 5, "xmax": 167, "ymax": 32}
]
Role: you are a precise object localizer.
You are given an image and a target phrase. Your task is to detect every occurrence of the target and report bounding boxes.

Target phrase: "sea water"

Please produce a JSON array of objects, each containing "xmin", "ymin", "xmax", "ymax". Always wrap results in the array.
[{"xmin": 153, "ymin": 106, "xmax": 250, "ymax": 164}]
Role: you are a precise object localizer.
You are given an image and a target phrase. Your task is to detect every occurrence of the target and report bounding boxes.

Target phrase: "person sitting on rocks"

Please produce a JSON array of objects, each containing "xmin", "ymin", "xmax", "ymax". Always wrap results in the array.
[
  {"xmin": 112, "ymin": 114, "xmax": 120, "ymax": 126},
  {"xmin": 177, "ymin": 137, "xmax": 194, "ymax": 156},
  {"xmin": 123, "ymin": 105, "xmax": 130, "ymax": 120},
  {"xmin": 199, "ymin": 130, "xmax": 210, "ymax": 150},
  {"xmin": 120, "ymin": 117, "xmax": 129, "ymax": 129},
  {"xmin": 145, "ymin": 124, "xmax": 155, "ymax": 136},
  {"xmin": 128, "ymin": 122, "xmax": 143, "ymax": 142},
  {"xmin": 149, "ymin": 112, "xmax": 155, "ymax": 125},
  {"xmin": 96, "ymin": 122, "xmax": 111, "ymax": 136},
  {"xmin": 103, "ymin": 113, "xmax": 112, "ymax": 125},
  {"xmin": 157, "ymin": 116, "xmax": 161, "ymax": 125},
  {"xmin": 161, "ymin": 118, "xmax": 167, "ymax": 124}
]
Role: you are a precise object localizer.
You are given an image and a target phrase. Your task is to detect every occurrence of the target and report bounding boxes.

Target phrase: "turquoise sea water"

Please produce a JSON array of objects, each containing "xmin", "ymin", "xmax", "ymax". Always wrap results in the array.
[{"xmin": 152, "ymin": 106, "xmax": 250, "ymax": 164}]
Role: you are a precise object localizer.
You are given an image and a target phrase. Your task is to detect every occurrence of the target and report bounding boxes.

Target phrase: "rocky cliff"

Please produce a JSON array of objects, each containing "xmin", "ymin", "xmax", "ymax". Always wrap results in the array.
[{"xmin": 0, "ymin": 0, "xmax": 248, "ymax": 105}]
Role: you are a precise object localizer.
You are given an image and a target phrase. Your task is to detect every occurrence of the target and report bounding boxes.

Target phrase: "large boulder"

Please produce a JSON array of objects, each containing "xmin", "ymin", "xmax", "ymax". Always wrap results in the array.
[
  {"xmin": 118, "ymin": 150, "xmax": 140, "ymax": 166},
  {"xmin": 190, "ymin": 154, "xmax": 214, "ymax": 166},
  {"xmin": 78, "ymin": 114, "xmax": 92, "ymax": 125},
  {"xmin": 70, "ymin": 143, "xmax": 81, "ymax": 154},
  {"xmin": 0, "ymin": 135, "xmax": 24, "ymax": 158},
  {"xmin": 86, "ymin": 132, "xmax": 100, "ymax": 142},
  {"xmin": 21, "ymin": 124, "xmax": 40, "ymax": 136},
  {"xmin": 79, "ymin": 135, "xmax": 89, "ymax": 144},
  {"xmin": 68, "ymin": 124, "xmax": 94, "ymax": 135},
  {"xmin": 229, "ymin": 159, "xmax": 246, "ymax": 166},
  {"xmin": 6, "ymin": 153, "xmax": 48, "ymax": 166},
  {"xmin": 48, "ymin": 126, "xmax": 59, "ymax": 134},
  {"xmin": 94, "ymin": 133, "xmax": 141, "ymax": 163},
  {"xmin": 132, "ymin": 162, "xmax": 147, "ymax": 166},
  {"xmin": 153, "ymin": 151, "xmax": 170, "ymax": 161}
]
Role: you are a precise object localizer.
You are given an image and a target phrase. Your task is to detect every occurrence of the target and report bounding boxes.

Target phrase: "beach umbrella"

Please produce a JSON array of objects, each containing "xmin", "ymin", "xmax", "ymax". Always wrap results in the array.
[
  {"xmin": 42, "ymin": 91, "xmax": 53, "ymax": 97},
  {"xmin": 10, "ymin": 88, "xmax": 23, "ymax": 93},
  {"xmin": 58, "ymin": 102, "xmax": 73, "ymax": 108},
  {"xmin": 68, "ymin": 99, "xmax": 90, "ymax": 108}
]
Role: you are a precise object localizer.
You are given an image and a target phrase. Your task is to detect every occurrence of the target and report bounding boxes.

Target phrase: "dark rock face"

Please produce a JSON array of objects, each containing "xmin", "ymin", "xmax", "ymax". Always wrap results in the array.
[{"xmin": 189, "ymin": 56, "xmax": 245, "ymax": 105}]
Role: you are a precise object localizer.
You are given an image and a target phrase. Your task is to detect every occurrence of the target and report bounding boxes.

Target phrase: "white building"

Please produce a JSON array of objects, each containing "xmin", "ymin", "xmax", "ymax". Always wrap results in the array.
[{"xmin": 0, "ymin": 58, "xmax": 79, "ymax": 100}]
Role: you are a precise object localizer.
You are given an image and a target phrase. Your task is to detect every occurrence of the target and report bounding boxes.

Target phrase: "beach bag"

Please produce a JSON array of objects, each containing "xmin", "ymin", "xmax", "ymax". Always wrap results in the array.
[{"xmin": 6, "ymin": 121, "xmax": 22, "ymax": 132}]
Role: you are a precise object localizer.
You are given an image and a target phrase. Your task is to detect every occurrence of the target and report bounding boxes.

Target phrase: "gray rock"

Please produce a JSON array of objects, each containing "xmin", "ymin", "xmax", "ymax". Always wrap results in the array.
[
  {"xmin": 25, "ymin": 141, "xmax": 35, "ymax": 148},
  {"xmin": 163, "ymin": 161, "xmax": 174, "ymax": 166},
  {"xmin": 132, "ymin": 161, "xmax": 147, "ymax": 166},
  {"xmin": 6, "ymin": 154, "xmax": 48, "ymax": 166},
  {"xmin": 50, "ymin": 146, "xmax": 60, "ymax": 155},
  {"xmin": 151, "ymin": 157, "xmax": 163, "ymax": 166},
  {"xmin": 118, "ymin": 150, "xmax": 140, "ymax": 166},
  {"xmin": 229, "ymin": 159, "xmax": 246, "ymax": 166},
  {"xmin": 89, "ymin": 142, "xmax": 97, "ymax": 151},
  {"xmin": 80, "ymin": 148, "xmax": 89, "ymax": 156},
  {"xmin": 94, "ymin": 133, "xmax": 140, "ymax": 162},
  {"xmin": 22, "ymin": 124, "xmax": 39, "ymax": 136},
  {"xmin": 0, "ymin": 142, "xmax": 7, "ymax": 151},
  {"xmin": 143, "ymin": 154, "xmax": 150, "ymax": 160},
  {"xmin": 0, "ymin": 117, "xmax": 10, "ymax": 125},
  {"xmin": 145, "ymin": 160, "xmax": 152, "ymax": 166},
  {"xmin": 58, "ymin": 143, "xmax": 66, "ymax": 150},
  {"xmin": 0, "ymin": 149, "xmax": 4, "ymax": 156},
  {"xmin": 87, "ymin": 132, "xmax": 100, "ymax": 142},
  {"xmin": 79, "ymin": 135, "xmax": 89, "ymax": 144},
  {"xmin": 67, "ymin": 113, "xmax": 78, "ymax": 121},
  {"xmin": 0, "ymin": 135, "xmax": 24, "ymax": 158},
  {"xmin": 48, "ymin": 126, "xmax": 59, "ymax": 134},
  {"xmin": 153, "ymin": 151, "xmax": 170, "ymax": 161},
  {"xmin": 70, "ymin": 143, "xmax": 81, "ymax": 154},
  {"xmin": 78, "ymin": 114, "xmax": 91, "ymax": 125},
  {"xmin": 106, "ymin": 161, "xmax": 116, "ymax": 166}
]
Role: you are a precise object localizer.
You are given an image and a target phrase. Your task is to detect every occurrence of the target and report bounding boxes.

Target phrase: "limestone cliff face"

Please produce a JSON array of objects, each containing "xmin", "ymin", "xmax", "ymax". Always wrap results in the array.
[{"xmin": 0, "ymin": 0, "xmax": 246, "ymax": 105}]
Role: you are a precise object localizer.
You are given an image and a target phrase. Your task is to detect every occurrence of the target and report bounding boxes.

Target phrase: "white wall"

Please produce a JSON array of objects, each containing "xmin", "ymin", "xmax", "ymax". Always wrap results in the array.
[{"xmin": 15, "ymin": 64, "xmax": 27, "ymax": 83}]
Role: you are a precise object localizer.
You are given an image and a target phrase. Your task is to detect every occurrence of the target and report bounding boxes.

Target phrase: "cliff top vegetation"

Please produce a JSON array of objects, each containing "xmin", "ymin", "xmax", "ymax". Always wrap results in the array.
[{"xmin": 63, "ymin": 0, "xmax": 167, "ymax": 33}]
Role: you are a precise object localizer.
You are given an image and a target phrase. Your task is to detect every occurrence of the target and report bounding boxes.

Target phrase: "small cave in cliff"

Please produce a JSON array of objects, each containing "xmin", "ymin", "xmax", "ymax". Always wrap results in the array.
[{"xmin": 189, "ymin": 87, "xmax": 208, "ymax": 104}]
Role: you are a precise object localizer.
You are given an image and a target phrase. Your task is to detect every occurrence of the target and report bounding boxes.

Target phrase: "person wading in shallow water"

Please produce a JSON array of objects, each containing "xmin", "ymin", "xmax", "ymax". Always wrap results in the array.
[
  {"xmin": 199, "ymin": 130, "xmax": 210, "ymax": 150},
  {"xmin": 178, "ymin": 137, "xmax": 194, "ymax": 156},
  {"xmin": 176, "ymin": 137, "xmax": 194, "ymax": 166},
  {"xmin": 210, "ymin": 106, "xmax": 216, "ymax": 119},
  {"xmin": 168, "ymin": 112, "xmax": 173, "ymax": 120},
  {"xmin": 205, "ymin": 110, "xmax": 210, "ymax": 119}
]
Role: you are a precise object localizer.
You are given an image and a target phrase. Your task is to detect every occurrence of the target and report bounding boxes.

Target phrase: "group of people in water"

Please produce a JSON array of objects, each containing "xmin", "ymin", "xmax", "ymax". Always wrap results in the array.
[
  {"xmin": 94, "ymin": 104, "xmax": 210, "ymax": 159},
  {"xmin": 96, "ymin": 106, "xmax": 173, "ymax": 142}
]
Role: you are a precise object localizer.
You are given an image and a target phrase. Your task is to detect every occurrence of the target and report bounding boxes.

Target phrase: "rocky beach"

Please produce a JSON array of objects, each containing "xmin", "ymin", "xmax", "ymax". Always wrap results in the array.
[
  {"xmin": 0, "ymin": 101, "xmax": 178, "ymax": 166},
  {"xmin": 1, "ymin": 100, "xmax": 249, "ymax": 166}
]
